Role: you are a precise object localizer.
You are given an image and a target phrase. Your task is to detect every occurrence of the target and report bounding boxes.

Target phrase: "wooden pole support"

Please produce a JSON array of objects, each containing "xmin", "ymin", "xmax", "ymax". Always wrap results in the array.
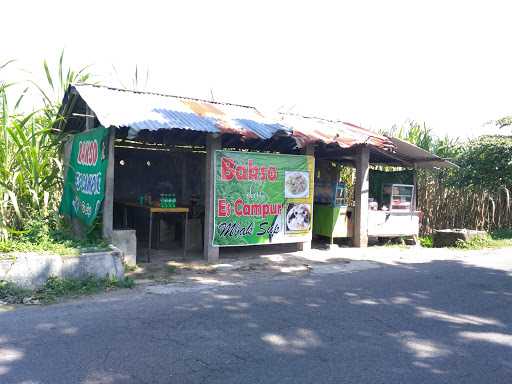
[
  {"xmin": 102, "ymin": 127, "xmax": 115, "ymax": 240},
  {"xmin": 203, "ymin": 135, "xmax": 221, "ymax": 262},
  {"xmin": 353, "ymin": 145, "xmax": 370, "ymax": 247}
]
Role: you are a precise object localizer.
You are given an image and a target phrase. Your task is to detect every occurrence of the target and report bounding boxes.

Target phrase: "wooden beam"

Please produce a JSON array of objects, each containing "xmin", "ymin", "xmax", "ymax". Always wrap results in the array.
[
  {"xmin": 353, "ymin": 145, "xmax": 370, "ymax": 247},
  {"xmin": 371, "ymin": 147, "xmax": 414, "ymax": 168},
  {"xmin": 297, "ymin": 143, "xmax": 315, "ymax": 252},
  {"xmin": 203, "ymin": 135, "xmax": 221, "ymax": 262},
  {"xmin": 102, "ymin": 127, "xmax": 115, "ymax": 240}
]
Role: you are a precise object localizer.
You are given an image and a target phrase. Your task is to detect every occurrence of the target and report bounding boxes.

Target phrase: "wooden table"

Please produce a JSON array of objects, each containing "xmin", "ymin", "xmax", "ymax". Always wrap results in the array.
[{"xmin": 117, "ymin": 202, "xmax": 189, "ymax": 262}]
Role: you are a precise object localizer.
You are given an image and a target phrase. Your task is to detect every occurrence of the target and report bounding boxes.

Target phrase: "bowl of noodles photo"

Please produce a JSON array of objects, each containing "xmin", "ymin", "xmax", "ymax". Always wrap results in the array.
[
  {"xmin": 286, "ymin": 204, "xmax": 311, "ymax": 232},
  {"xmin": 285, "ymin": 171, "xmax": 309, "ymax": 198}
]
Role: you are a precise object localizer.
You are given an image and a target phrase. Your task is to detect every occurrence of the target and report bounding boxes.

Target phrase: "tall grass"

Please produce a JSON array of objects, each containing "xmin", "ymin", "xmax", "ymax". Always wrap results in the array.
[
  {"xmin": 386, "ymin": 121, "xmax": 512, "ymax": 234},
  {"xmin": 0, "ymin": 53, "xmax": 91, "ymax": 240}
]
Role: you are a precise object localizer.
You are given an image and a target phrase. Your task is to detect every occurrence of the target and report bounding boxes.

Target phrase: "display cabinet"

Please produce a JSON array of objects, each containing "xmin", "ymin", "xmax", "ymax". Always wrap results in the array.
[
  {"xmin": 314, "ymin": 181, "xmax": 347, "ymax": 207},
  {"xmin": 381, "ymin": 184, "xmax": 414, "ymax": 212}
]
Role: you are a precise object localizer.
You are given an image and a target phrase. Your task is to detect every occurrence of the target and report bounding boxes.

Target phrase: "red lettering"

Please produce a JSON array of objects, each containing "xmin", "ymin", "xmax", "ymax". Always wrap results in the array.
[
  {"xmin": 219, "ymin": 156, "xmax": 278, "ymax": 182},
  {"xmin": 236, "ymin": 165, "xmax": 247, "ymax": 180},
  {"xmin": 87, "ymin": 144, "xmax": 92, "ymax": 165},
  {"xmin": 221, "ymin": 158, "xmax": 236, "ymax": 181},
  {"xmin": 260, "ymin": 166, "xmax": 266, "ymax": 181},
  {"xmin": 268, "ymin": 167, "xmax": 277, "ymax": 181},
  {"xmin": 217, "ymin": 199, "xmax": 230, "ymax": 217},
  {"xmin": 77, "ymin": 140, "xmax": 98, "ymax": 166},
  {"xmin": 248, "ymin": 160, "xmax": 258, "ymax": 180},
  {"xmin": 234, "ymin": 198, "xmax": 244, "ymax": 216},
  {"xmin": 91, "ymin": 142, "xmax": 97, "ymax": 165}
]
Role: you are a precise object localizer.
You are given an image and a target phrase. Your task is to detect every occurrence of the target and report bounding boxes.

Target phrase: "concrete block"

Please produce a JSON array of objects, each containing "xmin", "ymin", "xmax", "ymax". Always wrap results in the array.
[
  {"xmin": 61, "ymin": 252, "xmax": 124, "ymax": 281},
  {"xmin": 297, "ymin": 241, "xmax": 312, "ymax": 252},
  {"xmin": 112, "ymin": 229, "xmax": 137, "ymax": 266},
  {"xmin": 433, "ymin": 229, "xmax": 487, "ymax": 248},
  {"xmin": 0, "ymin": 250, "xmax": 124, "ymax": 289}
]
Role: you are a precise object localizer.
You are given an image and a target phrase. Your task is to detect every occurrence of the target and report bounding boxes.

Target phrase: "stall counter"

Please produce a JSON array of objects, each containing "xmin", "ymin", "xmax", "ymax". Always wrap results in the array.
[
  {"xmin": 313, "ymin": 204, "xmax": 353, "ymax": 243},
  {"xmin": 367, "ymin": 210, "xmax": 420, "ymax": 237},
  {"xmin": 313, "ymin": 204, "xmax": 420, "ymax": 241}
]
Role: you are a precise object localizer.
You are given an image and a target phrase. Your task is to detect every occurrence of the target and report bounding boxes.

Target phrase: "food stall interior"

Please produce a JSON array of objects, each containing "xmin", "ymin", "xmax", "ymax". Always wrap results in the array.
[
  {"xmin": 313, "ymin": 163, "xmax": 420, "ymax": 243},
  {"xmin": 112, "ymin": 145, "xmax": 206, "ymax": 259}
]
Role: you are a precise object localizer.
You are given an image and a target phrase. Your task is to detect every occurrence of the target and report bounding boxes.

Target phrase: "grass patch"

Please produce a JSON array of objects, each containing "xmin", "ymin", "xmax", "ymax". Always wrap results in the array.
[
  {"xmin": 0, "ymin": 238, "xmax": 109, "ymax": 256},
  {"xmin": 455, "ymin": 229, "xmax": 512, "ymax": 250},
  {"xmin": 0, "ymin": 280, "xmax": 32, "ymax": 304},
  {"xmin": 419, "ymin": 236, "xmax": 433, "ymax": 248},
  {"xmin": 0, "ymin": 275, "xmax": 135, "ymax": 305},
  {"xmin": 124, "ymin": 263, "xmax": 137, "ymax": 273},
  {"xmin": 0, "ymin": 216, "xmax": 110, "ymax": 256}
]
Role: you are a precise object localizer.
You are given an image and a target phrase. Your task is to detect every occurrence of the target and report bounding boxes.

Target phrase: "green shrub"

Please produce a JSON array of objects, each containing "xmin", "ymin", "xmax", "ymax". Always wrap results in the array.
[
  {"xmin": 37, "ymin": 275, "xmax": 135, "ymax": 302},
  {"xmin": 490, "ymin": 228, "xmax": 512, "ymax": 240},
  {"xmin": 419, "ymin": 236, "xmax": 433, "ymax": 248},
  {"xmin": 0, "ymin": 275, "xmax": 135, "ymax": 305},
  {"xmin": 455, "ymin": 235, "xmax": 493, "ymax": 249},
  {"xmin": 0, "ymin": 214, "xmax": 109, "ymax": 256},
  {"xmin": 0, "ymin": 280, "xmax": 32, "ymax": 304}
]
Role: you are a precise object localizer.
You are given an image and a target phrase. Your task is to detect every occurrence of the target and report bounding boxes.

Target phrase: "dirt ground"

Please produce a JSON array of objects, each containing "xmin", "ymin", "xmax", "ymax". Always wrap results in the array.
[{"xmin": 125, "ymin": 242, "xmax": 512, "ymax": 286}]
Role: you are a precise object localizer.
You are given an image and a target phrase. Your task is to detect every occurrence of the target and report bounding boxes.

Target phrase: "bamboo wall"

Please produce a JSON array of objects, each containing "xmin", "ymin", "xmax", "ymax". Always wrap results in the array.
[{"xmin": 416, "ymin": 172, "xmax": 511, "ymax": 235}]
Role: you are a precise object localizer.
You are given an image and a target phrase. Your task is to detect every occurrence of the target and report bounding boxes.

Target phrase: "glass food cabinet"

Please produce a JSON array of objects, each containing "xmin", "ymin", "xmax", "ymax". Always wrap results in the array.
[
  {"xmin": 314, "ymin": 181, "xmax": 347, "ymax": 207},
  {"xmin": 381, "ymin": 184, "xmax": 414, "ymax": 212}
]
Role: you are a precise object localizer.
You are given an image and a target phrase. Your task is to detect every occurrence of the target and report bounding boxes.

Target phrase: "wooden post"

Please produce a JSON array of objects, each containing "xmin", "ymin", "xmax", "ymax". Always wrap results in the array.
[
  {"xmin": 181, "ymin": 156, "xmax": 187, "ymax": 203},
  {"xmin": 297, "ymin": 143, "xmax": 315, "ymax": 252},
  {"xmin": 204, "ymin": 134, "xmax": 221, "ymax": 262},
  {"xmin": 353, "ymin": 145, "xmax": 369, "ymax": 247},
  {"xmin": 85, "ymin": 106, "xmax": 94, "ymax": 131},
  {"xmin": 102, "ymin": 127, "xmax": 115, "ymax": 240},
  {"xmin": 412, "ymin": 166, "xmax": 418, "ymax": 212},
  {"xmin": 62, "ymin": 137, "xmax": 73, "ymax": 183}
]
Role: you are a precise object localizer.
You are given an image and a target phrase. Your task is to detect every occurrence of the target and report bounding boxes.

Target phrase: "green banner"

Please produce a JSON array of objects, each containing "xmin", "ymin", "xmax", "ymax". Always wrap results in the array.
[
  {"xmin": 214, "ymin": 150, "xmax": 314, "ymax": 246},
  {"xmin": 59, "ymin": 126, "xmax": 110, "ymax": 227}
]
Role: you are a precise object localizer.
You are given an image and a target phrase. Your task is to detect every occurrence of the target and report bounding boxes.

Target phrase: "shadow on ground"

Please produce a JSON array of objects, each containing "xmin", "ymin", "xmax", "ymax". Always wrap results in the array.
[{"xmin": 0, "ymin": 258, "xmax": 511, "ymax": 383}]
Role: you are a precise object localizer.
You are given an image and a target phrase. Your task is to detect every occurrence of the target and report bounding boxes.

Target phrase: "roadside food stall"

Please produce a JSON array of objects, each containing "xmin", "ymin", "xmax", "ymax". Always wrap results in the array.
[
  {"xmin": 313, "ymin": 167, "xmax": 421, "ymax": 243},
  {"xmin": 56, "ymin": 84, "xmax": 455, "ymax": 264},
  {"xmin": 56, "ymin": 84, "xmax": 323, "ymax": 263},
  {"xmin": 292, "ymin": 120, "xmax": 456, "ymax": 245}
]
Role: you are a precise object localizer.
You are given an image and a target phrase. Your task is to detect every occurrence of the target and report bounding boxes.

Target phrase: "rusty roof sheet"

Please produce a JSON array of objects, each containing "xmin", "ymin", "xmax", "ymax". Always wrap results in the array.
[
  {"xmin": 277, "ymin": 114, "xmax": 394, "ymax": 150},
  {"xmin": 62, "ymin": 84, "xmax": 393, "ymax": 151},
  {"xmin": 69, "ymin": 84, "xmax": 290, "ymax": 140}
]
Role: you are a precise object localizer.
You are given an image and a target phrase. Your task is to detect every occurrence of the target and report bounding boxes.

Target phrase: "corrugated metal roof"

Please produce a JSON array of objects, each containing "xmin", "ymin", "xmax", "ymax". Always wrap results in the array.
[
  {"xmin": 64, "ymin": 84, "xmax": 393, "ymax": 151},
  {"xmin": 387, "ymin": 137, "xmax": 458, "ymax": 169},
  {"xmin": 69, "ymin": 84, "xmax": 290, "ymax": 140},
  {"xmin": 276, "ymin": 114, "xmax": 394, "ymax": 150}
]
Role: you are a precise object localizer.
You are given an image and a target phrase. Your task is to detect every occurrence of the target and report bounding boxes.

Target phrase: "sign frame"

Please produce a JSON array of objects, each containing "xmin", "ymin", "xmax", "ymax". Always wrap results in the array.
[{"xmin": 213, "ymin": 150, "xmax": 315, "ymax": 247}]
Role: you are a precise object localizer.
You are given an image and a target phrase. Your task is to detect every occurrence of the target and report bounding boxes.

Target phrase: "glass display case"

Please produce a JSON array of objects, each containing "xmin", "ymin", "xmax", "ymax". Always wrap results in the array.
[
  {"xmin": 381, "ymin": 184, "xmax": 414, "ymax": 212},
  {"xmin": 314, "ymin": 181, "xmax": 347, "ymax": 207}
]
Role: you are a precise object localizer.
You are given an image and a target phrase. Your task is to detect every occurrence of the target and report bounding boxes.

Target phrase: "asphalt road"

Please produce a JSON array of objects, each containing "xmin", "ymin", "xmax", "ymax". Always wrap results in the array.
[{"xmin": 1, "ymin": 256, "xmax": 512, "ymax": 383}]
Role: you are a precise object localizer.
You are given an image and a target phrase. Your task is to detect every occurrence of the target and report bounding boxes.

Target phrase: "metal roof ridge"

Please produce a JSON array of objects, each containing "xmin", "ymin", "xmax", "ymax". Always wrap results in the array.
[
  {"xmin": 278, "ymin": 112, "xmax": 385, "ymax": 137},
  {"xmin": 73, "ymin": 83, "xmax": 259, "ymax": 110}
]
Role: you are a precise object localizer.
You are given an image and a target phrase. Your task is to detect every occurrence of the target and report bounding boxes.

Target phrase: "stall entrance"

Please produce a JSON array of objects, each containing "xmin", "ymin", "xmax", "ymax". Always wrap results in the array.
[{"xmin": 112, "ymin": 143, "xmax": 206, "ymax": 264}]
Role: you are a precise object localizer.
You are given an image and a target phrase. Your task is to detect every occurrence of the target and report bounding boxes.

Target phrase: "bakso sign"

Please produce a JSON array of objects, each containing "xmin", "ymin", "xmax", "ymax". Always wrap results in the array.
[
  {"xmin": 59, "ymin": 126, "xmax": 110, "ymax": 227},
  {"xmin": 213, "ymin": 151, "xmax": 314, "ymax": 246}
]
